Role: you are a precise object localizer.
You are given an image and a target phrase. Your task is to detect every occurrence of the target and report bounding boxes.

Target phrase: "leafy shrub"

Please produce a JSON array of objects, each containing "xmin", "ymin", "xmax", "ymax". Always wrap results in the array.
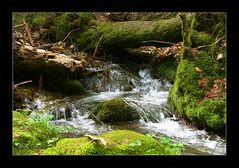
[{"xmin": 13, "ymin": 111, "xmax": 63, "ymax": 155}]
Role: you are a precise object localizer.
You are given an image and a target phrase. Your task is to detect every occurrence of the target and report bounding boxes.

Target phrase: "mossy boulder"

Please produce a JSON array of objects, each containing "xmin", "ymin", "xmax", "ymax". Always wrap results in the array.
[
  {"xmin": 91, "ymin": 99, "xmax": 139, "ymax": 123},
  {"xmin": 46, "ymin": 79, "xmax": 85, "ymax": 95},
  {"xmin": 43, "ymin": 130, "xmax": 183, "ymax": 155}
]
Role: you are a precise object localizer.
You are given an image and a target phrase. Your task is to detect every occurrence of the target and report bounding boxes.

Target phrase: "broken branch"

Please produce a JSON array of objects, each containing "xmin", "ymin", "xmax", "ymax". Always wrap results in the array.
[
  {"xmin": 14, "ymin": 80, "xmax": 32, "ymax": 88},
  {"xmin": 62, "ymin": 27, "xmax": 81, "ymax": 42},
  {"xmin": 194, "ymin": 35, "xmax": 226, "ymax": 50},
  {"xmin": 84, "ymin": 134, "xmax": 107, "ymax": 145},
  {"xmin": 92, "ymin": 35, "xmax": 104, "ymax": 58}
]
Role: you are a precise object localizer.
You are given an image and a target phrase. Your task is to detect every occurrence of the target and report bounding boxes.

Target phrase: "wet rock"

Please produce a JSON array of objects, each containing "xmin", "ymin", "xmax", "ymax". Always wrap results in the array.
[{"xmin": 91, "ymin": 98, "xmax": 140, "ymax": 123}]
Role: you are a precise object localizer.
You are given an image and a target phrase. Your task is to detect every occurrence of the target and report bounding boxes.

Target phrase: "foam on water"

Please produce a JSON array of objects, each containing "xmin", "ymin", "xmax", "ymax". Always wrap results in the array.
[{"xmin": 50, "ymin": 64, "xmax": 226, "ymax": 155}]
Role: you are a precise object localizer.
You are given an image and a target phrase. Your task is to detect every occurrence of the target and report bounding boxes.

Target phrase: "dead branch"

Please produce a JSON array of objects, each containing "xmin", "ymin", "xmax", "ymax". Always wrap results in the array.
[
  {"xmin": 14, "ymin": 80, "xmax": 32, "ymax": 88},
  {"xmin": 194, "ymin": 35, "xmax": 226, "ymax": 50},
  {"xmin": 21, "ymin": 18, "xmax": 34, "ymax": 46},
  {"xmin": 92, "ymin": 35, "xmax": 104, "ymax": 58},
  {"xmin": 13, "ymin": 24, "xmax": 24, "ymax": 28},
  {"xmin": 84, "ymin": 134, "xmax": 107, "ymax": 145},
  {"xmin": 62, "ymin": 27, "xmax": 81, "ymax": 42}
]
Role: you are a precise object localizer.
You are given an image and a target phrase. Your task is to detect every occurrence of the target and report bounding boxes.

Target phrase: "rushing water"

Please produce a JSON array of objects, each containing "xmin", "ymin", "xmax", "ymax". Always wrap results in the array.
[{"xmin": 33, "ymin": 63, "xmax": 226, "ymax": 155}]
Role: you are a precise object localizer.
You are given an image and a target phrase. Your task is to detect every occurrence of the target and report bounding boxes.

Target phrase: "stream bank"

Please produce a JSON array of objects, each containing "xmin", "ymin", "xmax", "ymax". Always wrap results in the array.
[{"xmin": 13, "ymin": 62, "xmax": 226, "ymax": 155}]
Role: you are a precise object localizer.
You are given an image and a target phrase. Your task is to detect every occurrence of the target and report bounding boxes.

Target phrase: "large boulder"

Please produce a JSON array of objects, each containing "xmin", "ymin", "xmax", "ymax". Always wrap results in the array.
[
  {"xmin": 91, "ymin": 98, "xmax": 140, "ymax": 123},
  {"xmin": 43, "ymin": 130, "xmax": 184, "ymax": 155}
]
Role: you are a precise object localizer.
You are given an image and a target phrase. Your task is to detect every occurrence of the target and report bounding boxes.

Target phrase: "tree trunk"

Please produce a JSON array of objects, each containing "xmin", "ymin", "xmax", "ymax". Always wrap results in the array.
[
  {"xmin": 13, "ymin": 43, "xmax": 87, "ymax": 83},
  {"xmin": 75, "ymin": 17, "xmax": 183, "ymax": 52}
]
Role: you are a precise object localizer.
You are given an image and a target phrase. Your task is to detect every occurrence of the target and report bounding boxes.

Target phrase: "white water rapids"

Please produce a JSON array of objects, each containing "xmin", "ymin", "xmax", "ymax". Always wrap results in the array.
[{"xmin": 35, "ymin": 63, "xmax": 226, "ymax": 155}]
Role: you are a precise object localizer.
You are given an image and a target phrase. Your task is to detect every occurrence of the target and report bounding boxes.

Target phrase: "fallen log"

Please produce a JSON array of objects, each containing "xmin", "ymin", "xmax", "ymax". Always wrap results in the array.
[
  {"xmin": 13, "ymin": 42, "xmax": 87, "ymax": 83},
  {"xmin": 76, "ymin": 17, "xmax": 183, "ymax": 52}
]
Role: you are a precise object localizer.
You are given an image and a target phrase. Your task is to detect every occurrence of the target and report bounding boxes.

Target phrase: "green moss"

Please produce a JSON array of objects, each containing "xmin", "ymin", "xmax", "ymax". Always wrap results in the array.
[
  {"xmin": 186, "ymin": 98, "xmax": 225, "ymax": 131},
  {"xmin": 43, "ymin": 130, "xmax": 184, "ymax": 155},
  {"xmin": 50, "ymin": 13, "xmax": 94, "ymax": 41},
  {"xmin": 91, "ymin": 99, "xmax": 139, "ymax": 123},
  {"xmin": 76, "ymin": 17, "xmax": 182, "ymax": 52},
  {"xmin": 190, "ymin": 30, "xmax": 213, "ymax": 47},
  {"xmin": 151, "ymin": 56, "xmax": 177, "ymax": 83},
  {"xmin": 46, "ymin": 79, "xmax": 85, "ymax": 95},
  {"xmin": 168, "ymin": 42, "xmax": 226, "ymax": 133},
  {"xmin": 168, "ymin": 59, "xmax": 203, "ymax": 114}
]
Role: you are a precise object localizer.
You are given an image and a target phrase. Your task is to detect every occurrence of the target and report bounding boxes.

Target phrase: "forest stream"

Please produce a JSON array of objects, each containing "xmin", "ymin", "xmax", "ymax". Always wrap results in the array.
[{"xmin": 26, "ymin": 62, "xmax": 226, "ymax": 155}]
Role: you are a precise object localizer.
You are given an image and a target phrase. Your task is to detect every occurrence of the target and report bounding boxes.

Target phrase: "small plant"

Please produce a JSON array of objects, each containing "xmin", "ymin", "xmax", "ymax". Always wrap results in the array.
[
  {"xmin": 146, "ymin": 132, "xmax": 156, "ymax": 138},
  {"xmin": 129, "ymin": 139, "xmax": 142, "ymax": 147},
  {"xmin": 159, "ymin": 136, "xmax": 184, "ymax": 155},
  {"xmin": 46, "ymin": 137, "xmax": 59, "ymax": 147}
]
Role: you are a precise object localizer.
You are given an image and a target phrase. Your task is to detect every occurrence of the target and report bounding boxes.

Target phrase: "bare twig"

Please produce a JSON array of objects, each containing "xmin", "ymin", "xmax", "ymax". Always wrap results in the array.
[
  {"xmin": 142, "ymin": 40, "xmax": 175, "ymax": 45},
  {"xmin": 13, "ymin": 24, "xmax": 24, "ymax": 28},
  {"xmin": 14, "ymin": 80, "xmax": 32, "ymax": 88},
  {"xmin": 210, "ymin": 22, "xmax": 221, "ymax": 37},
  {"xmin": 84, "ymin": 134, "xmax": 107, "ymax": 145},
  {"xmin": 88, "ymin": 111, "xmax": 105, "ymax": 125},
  {"xmin": 78, "ymin": 105, "xmax": 105, "ymax": 125},
  {"xmin": 194, "ymin": 35, "xmax": 226, "ymax": 50},
  {"xmin": 93, "ymin": 35, "xmax": 104, "ymax": 58},
  {"xmin": 62, "ymin": 28, "xmax": 81, "ymax": 42}
]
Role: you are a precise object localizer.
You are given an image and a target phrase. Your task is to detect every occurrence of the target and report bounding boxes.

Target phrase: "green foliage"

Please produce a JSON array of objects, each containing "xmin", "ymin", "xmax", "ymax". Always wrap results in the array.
[
  {"xmin": 13, "ymin": 111, "xmax": 63, "ymax": 155},
  {"xmin": 159, "ymin": 136, "xmax": 184, "ymax": 155},
  {"xmin": 129, "ymin": 139, "xmax": 142, "ymax": 147},
  {"xmin": 146, "ymin": 132, "xmax": 157, "ymax": 138},
  {"xmin": 43, "ymin": 130, "xmax": 184, "ymax": 155},
  {"xmin": 91, "ymin": 98, "xmax": 139, "ymax": 123},
  {"xmin": 15, "ymin": 109, "xmax": 32, "ymax": 116}
]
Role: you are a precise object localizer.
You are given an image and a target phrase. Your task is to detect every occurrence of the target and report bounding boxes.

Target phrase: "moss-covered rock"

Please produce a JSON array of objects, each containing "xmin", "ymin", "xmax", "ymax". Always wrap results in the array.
[
  {"xmin": 186, "ymin": 98, "xmax": 226, "ymax": 131},
  {"xmin": 91, "ymin": 99, "xmax": 139, "ymax": 123},
  {"xmin": 43, "ymin": 130, "xmax": 183, "ymax": 155},
  {"xmin": 168, "ymin": 46, "xmax": 226, "ymax": 133},
  {"xmin": 46, "ymin": 79, "xmax": 85, "ymax": 95},
  {"xmin": 151, "ymin": 56, "xmax": 177, "ymax": 83}
]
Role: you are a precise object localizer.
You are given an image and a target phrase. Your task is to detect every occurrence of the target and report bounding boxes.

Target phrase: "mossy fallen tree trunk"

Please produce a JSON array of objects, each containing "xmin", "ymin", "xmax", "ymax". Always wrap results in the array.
[{"xmin": 76, "ymin": 17, "xmax": 183, "ymax": 52}]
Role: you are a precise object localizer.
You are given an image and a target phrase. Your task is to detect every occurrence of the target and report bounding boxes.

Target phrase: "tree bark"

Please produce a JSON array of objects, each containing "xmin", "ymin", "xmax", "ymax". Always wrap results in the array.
[{"xmin": 13, "ymin": 43, "xmax": 87, "ymax": 83}]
